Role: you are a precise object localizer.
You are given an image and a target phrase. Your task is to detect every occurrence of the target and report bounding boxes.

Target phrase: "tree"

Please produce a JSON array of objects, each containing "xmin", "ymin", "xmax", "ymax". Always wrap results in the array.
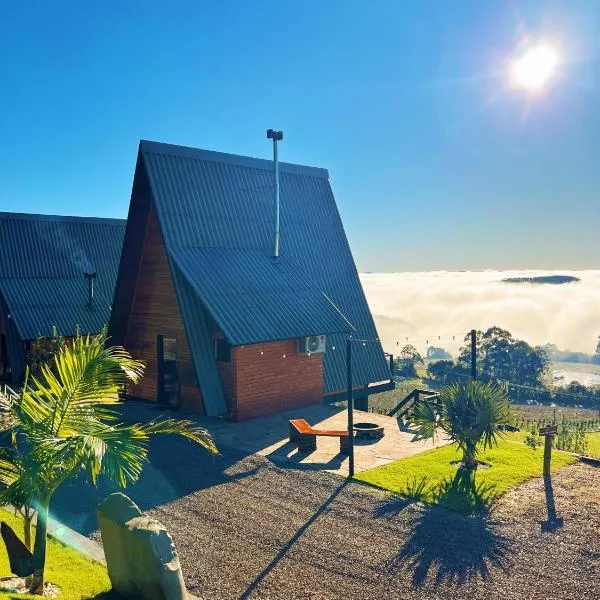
[
  {"xmin": 593, "ymin": 336, "xmax": 600, "ymax": 365},
  {"xmin": 0, "ymin": 333, "xmax": 217, "ymax": 594},
  {"xmin": 426, "ymin": 346, "xmax": 452, "ymax": 360},
  {"xmin": 458, "ymin": 327, "xmax": 548, "ymax": 388},
  {"xmin": 396, "ymin": 344, "xmax": 423, "ymax": 378},
  {"xmin": 400, "ymin": 344, "xmax": 423, "ymax": 363},
  {"xmin": 411, "ymin": 380, "xmax": 510, "ymax": 469},
  {"xmin": 426, "ymin": 359, "xmax": 455, "ymax": 384}
]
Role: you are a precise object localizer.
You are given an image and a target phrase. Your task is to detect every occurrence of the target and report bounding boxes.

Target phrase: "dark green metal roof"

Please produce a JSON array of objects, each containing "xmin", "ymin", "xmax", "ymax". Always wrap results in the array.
[
  {"xmin": 139, "ymin": 140, "xmax": 390, "ymax": 393},
  {"xmin": 0, "ymin": 212, "xmax": 125, "ymax": 340},
  {"xmin": 171, "ymin": 247, "xmax": 354, "ymax": 345}
]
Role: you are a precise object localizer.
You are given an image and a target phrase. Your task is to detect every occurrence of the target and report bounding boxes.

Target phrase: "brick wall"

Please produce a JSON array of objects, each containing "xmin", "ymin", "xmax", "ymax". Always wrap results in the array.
[{"xmin": 222, "ymin": 339, "xmax": 323, "ymax": 421}]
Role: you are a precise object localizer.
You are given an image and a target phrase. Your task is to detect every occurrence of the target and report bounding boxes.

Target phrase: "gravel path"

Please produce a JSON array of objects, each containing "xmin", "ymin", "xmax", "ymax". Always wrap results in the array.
[{"xmin": 54, "ymin": 435, "xmax": 600, "ymax": 599}]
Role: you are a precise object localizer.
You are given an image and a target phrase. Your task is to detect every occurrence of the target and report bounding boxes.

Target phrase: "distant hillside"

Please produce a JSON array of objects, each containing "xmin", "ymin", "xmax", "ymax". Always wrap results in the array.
[{"xmin": 502, "ymin": 275, "xmax": 580, "ymax": 285}]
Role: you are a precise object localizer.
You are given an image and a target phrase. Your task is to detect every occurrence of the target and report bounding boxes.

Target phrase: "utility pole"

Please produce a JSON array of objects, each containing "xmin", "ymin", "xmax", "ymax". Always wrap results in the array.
[
  {"xmin": 346, "ymin": 338, "xmax": 354, "ymax": 478},
  {"xmin": 471, "ymin": 329, "xmax": 477, "ymax": 381}
]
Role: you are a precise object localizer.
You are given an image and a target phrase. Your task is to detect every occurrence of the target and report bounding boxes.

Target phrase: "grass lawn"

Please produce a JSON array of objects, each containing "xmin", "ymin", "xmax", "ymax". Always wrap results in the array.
[
  {"xmin": 355, "ymin": 438, "xmax": 577, "ymax": 514},
  {"xmin": 0, "ymin": 508, "xmax": 110, "ymax": 599}
]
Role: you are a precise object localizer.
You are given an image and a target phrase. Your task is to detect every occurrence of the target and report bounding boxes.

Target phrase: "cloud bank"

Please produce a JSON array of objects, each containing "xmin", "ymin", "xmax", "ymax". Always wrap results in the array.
[{"xmin": 360, "ymin": 270, "xmax": 600, "ymax": 357}]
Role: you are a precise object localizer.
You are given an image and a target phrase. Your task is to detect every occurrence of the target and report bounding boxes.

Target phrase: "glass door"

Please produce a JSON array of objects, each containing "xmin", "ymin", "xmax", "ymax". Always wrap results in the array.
[{"xmin": 157, "ymin": 335, "xmax": 180, "ymax": 409}]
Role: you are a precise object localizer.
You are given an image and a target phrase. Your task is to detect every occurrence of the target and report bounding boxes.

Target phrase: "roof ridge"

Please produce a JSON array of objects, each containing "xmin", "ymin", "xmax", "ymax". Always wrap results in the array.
[
  {"xmin": 0, "ymin": 212, "xmax": 125, "ymax": 224},
  {"xmin": 139, "ymin": 139, "xmax": 329, "ymax": 179}
]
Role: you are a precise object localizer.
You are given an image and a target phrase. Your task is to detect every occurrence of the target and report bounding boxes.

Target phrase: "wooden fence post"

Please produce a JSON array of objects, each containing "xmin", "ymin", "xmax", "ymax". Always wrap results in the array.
[{"xmin": 540, "ymin": 424, "xmax": 558, "ymax": 477}]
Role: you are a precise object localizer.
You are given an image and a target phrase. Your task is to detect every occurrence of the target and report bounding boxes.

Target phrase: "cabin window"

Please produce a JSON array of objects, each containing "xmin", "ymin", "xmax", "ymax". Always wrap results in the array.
[
  {"xmin": 215, "ymin": 338, "xmax": 231, "ymax": 363},
  {"xmin": 162, "ymin": 337, "xmax": 177, "ymax": 362}
]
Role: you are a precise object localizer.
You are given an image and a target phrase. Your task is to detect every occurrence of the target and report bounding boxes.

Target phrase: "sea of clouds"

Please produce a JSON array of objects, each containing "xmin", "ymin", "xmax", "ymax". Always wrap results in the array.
[{"xmin": 360, "ymin": 270, "xmax": 600, "ymax": 358}]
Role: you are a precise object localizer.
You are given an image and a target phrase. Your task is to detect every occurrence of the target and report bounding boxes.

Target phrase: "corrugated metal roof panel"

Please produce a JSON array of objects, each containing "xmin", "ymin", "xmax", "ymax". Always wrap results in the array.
[
  {"xmin": 170, "ymin": 260, "xmax": 227, "ymax": 416},
  {"xmin": 141, "ymin": 142, "xmax": 390, "ymax": 392},
  {"xmin": 170, "ymin": 247, "xmax": 354, "ymax": 346},
  {"xmin": 0, "ymin": 213, "xmax": 125, "ymax": 340},
  {"xmin": 1, "ymin": 278, "xmax": 114, "ymax": 340}
]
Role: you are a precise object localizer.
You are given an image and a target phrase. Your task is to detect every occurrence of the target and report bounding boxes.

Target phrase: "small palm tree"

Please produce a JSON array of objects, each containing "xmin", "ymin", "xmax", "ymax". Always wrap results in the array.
[
  {"xmin": 0, "ymin": 333, "xmax": 217, "ymax": 595},
  {"xmin": 411, "ymin": 380, "xmax": 510, "ymax": 469}
]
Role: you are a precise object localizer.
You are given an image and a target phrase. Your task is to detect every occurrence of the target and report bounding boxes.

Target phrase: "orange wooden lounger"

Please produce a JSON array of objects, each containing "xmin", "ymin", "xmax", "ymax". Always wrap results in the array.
[{"xmin": 289, "ymin": 418, "xmax": 350, "ymax": 454}]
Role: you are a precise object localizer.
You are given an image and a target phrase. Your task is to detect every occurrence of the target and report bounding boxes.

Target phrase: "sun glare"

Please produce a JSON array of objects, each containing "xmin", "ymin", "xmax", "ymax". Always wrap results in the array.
[{"xmin": 511, "ymin": 44, "xmax": 559, "ymax": 91}]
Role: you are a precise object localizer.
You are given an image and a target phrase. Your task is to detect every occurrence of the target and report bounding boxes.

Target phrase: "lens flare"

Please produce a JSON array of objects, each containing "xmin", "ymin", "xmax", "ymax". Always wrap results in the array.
[{"xmin": 511, "ymin": 44, "xmax": 559, "ymax": 91}]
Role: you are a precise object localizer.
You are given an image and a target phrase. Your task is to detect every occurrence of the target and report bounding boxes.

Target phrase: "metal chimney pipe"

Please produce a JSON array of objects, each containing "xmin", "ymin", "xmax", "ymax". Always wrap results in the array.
[
  {"xmin": 266, "ymin": 129, "xmax": 283, "ymax": 258},
  {"xmin": 84, "ymin": 272, "xmax": 97, "ymax": 309}
]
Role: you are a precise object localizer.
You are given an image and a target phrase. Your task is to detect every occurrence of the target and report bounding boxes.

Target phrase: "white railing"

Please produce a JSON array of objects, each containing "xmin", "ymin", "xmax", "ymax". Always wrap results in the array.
[{"xmin": 0, "ymin": 384, "xmax": 18, "ymax": 403}]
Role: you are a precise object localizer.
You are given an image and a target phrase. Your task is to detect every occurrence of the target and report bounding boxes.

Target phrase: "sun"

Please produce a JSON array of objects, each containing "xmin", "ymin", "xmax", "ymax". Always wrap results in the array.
[{"xmin": 511, "ymin": 44, "xmax": 559, "ymax": 91}]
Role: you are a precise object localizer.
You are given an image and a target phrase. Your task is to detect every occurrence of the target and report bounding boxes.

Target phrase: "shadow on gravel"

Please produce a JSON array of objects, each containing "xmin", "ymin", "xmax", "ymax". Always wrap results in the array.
[
  {"xmin": 381, "ymin": 470, "xmax": 512, "ymax": 587},
  {"xmin": 541, "ymin": 473, "xmax": 564, "ymax": 532},
  {"xmin": 51, "ymin": 436, "xmax": 260, "ymax": 536},
  {"xmin": 239, "ymin": 480, "xmax": 348, "ymax": 600}
]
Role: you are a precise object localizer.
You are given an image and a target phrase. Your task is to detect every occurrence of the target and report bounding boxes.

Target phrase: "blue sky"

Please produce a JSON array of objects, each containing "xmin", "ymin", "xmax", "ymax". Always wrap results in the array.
[{"xmin": 0, "ymin": 1, "xmax": 598, "ymax": 272}]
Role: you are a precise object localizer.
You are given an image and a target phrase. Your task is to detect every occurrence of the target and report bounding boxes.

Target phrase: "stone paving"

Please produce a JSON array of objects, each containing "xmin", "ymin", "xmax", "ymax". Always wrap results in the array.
[{"xmin": 206, "ymin": 404, "xmax": 448, "ymax": 476}]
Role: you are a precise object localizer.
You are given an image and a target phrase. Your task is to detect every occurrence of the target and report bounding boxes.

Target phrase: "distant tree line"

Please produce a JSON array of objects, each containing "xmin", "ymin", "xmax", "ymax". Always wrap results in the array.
[
  {"xmin": 422, "ymin": 327, "xmax": 600, "ymax": 409},
  {"xmin": 542, "ymin": 340, "xmax": 600, "ymax": 365}
]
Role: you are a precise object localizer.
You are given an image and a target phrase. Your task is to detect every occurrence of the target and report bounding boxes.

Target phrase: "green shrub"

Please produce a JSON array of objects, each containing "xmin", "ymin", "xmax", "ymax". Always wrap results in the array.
[{"xmin": 524, "ymin": 426, "xmax": 542, "ymax": 449}]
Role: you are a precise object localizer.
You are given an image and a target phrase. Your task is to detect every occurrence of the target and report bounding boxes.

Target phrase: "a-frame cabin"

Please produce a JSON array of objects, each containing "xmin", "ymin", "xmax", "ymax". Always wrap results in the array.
[{"xmin": 109, "ymin": 141, "xmax": 391, "ymax": 420}]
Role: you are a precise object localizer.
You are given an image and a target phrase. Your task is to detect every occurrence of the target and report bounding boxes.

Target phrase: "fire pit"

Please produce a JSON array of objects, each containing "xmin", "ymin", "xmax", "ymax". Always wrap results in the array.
[{"xmin": 354, "ymin": 422, "xmax": 384, "ymax": 440}]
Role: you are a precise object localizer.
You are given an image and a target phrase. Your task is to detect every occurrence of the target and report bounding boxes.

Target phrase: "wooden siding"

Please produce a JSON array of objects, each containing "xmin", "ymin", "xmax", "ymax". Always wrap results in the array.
[
  {"xmin": 221, "ymin": 339, "xmax": 323, "ymax": 421},
  {"xmin": 124, "ymin": 204, "xmax": 203, "ymax": 413},
  {"xmin": 109, "ymin": 155, "xmax": 152, "ymax": 347}
]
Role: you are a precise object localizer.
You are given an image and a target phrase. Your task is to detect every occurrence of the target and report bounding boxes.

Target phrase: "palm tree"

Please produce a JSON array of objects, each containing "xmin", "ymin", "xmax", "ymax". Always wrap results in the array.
[
  {"xmin": 0, "ymin": 333, "xmax": 217, "ymax": 595},
  {"xmin": 411, "ymin": 380, "xmax": 510, "ymax": 469}
]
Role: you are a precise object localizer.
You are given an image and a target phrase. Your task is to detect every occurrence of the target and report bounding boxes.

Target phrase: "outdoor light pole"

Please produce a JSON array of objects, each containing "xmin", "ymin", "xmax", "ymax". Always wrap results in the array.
[{"xmin": 347, "ymin": 338, "xmax": 355, "ymax": 478}]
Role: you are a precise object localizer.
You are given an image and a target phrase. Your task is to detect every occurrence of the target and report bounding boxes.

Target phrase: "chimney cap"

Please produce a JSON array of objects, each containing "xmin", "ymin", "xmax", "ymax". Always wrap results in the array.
[
  {"xmin": 84, "ymin": 272, "xmax": 97, "ymax": 279},
  {"xmin": 266, "ymin": 129, "xmax": 283, "ymax": 141}
]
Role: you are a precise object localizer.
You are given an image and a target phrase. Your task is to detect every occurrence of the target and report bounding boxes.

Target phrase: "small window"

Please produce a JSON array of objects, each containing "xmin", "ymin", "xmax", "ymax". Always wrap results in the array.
[
  {"xmin": 163, "ymin": 337, "xmax": 177, "ymax": 362},
  {"xmin": 215, "ymin": 338, "xmax": 231, "ymax": 363}
]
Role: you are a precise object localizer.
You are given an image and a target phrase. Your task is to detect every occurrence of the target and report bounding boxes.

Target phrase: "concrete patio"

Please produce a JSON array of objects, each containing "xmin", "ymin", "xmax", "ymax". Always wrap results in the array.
[
  {"xmin": 209, "ymin": 404, "xmax": 448, "ymax": 476},
  {"xmin": 122, "ymin": 401, "xmax": 449, "ymax": 477}
]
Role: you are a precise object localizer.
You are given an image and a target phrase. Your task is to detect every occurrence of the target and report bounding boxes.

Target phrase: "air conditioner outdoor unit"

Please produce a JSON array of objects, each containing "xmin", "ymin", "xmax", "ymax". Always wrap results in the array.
[{"xmin": 298, "ymin": 335, "xmax": 326, "ymax": 355}]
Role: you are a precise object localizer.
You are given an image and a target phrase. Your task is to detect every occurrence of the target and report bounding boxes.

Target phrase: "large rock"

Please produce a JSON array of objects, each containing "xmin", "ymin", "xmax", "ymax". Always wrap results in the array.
[{"xmin": 97, "ymin": 493, "xmax": 188, "ymax": 600}]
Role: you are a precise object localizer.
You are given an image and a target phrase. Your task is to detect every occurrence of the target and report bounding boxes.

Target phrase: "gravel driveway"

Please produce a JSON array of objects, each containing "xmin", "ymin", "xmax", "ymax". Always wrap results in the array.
[{"xmin": 52, "ymin": 434, "xmax": 600, "ymax": 600}]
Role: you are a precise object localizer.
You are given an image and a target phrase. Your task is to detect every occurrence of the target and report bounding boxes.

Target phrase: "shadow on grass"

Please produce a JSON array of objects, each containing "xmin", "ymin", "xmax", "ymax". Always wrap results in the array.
[
  {"xmin": 373, "ymin": 476, "xmax": 430, "ymax": 518},
  {"xmin": 378, "ymin": 469, "xmax": 512, "ymax": 587}
]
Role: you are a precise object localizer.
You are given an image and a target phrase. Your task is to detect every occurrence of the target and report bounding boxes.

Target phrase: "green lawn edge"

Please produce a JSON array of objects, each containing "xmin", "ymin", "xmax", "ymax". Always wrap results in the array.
[
  {"xmin": 355, "ymin": 438, "xmax": 578, "ymax": 514},
  {"xmin": 0, "ymin": 508, "xmax": 110, "ymax": 599}
]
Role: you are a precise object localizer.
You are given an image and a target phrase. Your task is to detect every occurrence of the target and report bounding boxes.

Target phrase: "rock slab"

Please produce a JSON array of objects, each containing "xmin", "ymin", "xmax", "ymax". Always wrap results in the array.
[{"xmin": 97, "ymin": 493, "xmax": 188, "ymax": 600}]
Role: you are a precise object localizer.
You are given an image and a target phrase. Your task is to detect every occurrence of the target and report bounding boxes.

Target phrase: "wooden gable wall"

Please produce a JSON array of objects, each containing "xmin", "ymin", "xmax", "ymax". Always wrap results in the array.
[{"xmin": 124, "ymin": 203, "xmax": 204, "ymax": 413}]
